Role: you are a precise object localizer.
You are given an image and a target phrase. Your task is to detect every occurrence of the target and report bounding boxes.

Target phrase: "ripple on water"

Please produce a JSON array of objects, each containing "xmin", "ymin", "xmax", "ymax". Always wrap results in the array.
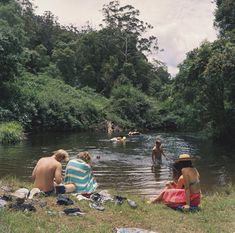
[{"xmin": 0, "ymin": 132, "xmax": 235, "ymax": 196}]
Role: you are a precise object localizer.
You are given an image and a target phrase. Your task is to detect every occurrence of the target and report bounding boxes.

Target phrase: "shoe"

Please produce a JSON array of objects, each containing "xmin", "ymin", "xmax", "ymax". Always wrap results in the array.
[
  {"xmin": 89, "ymin": 202, "xmax": 105, "ymax": 211},
  {"xmin": 56, "ymin": 194, "xmax": 74, "ymax": 205},
  {"xmin": 63, "ymin": 207, "xmax": 85, "ymax": 216},
  {"xmin": 127, "ymin": 199, "xmax": 137, "ymax": 209},
  {"xmin": 10, "ymin": 188, "xmax": 30, "ymax": 199},
  {"xmin": 114, "ymin": 196, "xmax": 126, "ymax": 205},
  {"xmin": 9, "ymin": 203, "xmax": 36, "ymax": 212},
  {"xmin": 90, "ymin": 193, "xmax": 102, "ymax": 203},
  {"xmin": 10, "ymin": 192, "xmax": 26, "ymax": 204},
  {"xmin": 28, "ymin": 188, "xmax": 41, "ymax": 199},
  {"xmin": 1, "ymin": 194, "xmax": 12, "ymax": 201}
]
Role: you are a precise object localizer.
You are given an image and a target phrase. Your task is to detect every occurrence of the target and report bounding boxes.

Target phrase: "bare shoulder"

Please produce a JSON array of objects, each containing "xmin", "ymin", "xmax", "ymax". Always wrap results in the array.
[
  {"xmin": 36, "ymin": 157, "xmax": 46, "ymax": 164},
  {"xmin": 55, "ymin": 161, "xmax": 62, "ymax": 168},
  {"xmin": 194, "ymin": 167, "xmax": 200, "ymax": 176},
  {"xmin": 181, "ymin": 167, "xmax": 191, "ymax": 173},
  {"xmin": 182, "ymin": 167, "xmax": 198, "ymax": 176}
]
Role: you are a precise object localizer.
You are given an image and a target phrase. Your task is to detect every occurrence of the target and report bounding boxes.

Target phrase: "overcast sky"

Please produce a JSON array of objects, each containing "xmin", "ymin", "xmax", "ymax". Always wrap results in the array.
[{"xmin": 33, "ymin": 0, "xmax": 218, "ymax": 76}]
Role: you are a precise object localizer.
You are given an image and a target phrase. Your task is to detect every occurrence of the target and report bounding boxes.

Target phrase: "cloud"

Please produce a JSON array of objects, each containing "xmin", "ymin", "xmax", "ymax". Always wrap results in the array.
[{"xmin": 33, "ymin": 0, "xmax": 217, "ymax": 76}]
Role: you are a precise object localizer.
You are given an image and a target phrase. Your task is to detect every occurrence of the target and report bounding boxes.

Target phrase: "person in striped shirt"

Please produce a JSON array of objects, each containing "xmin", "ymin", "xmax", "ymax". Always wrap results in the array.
[{"xmin": 59, "ymin": 151, "xmax": 97, "ymax": 194}]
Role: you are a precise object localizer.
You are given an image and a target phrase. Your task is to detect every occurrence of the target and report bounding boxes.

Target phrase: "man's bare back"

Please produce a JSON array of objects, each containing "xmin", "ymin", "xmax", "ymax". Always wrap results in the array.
[{"xmin": 32, "ymin": 149, "xmax": 69, "ymax": 193}]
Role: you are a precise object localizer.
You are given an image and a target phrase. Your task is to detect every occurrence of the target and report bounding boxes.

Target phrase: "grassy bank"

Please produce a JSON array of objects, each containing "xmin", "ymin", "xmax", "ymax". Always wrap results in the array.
[
  {"xmin": 0, "ymin": 122, "xmax": 23, "ymax": 144},
  {"xmin": 0, "ymin": 178, "xmax": 235, "ymax": 233}
]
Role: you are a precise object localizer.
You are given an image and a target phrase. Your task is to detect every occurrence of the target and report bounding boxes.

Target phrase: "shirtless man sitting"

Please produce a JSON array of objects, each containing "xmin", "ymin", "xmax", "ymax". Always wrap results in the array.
[
  {"xmin": 32, "ymin": 149, "xmax": 69, "ymax": 195},
  {"xmin": 152, "ymin": 140, "xmax": 167, "ymax": 164}
]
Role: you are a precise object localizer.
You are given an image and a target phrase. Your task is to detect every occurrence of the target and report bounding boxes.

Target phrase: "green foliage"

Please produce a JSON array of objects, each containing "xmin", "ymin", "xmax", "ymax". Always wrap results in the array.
[
  {"xmin": 214, "ymin": 0, "xmax": 235, "ymax": 36},
  {"xmin": 52, "ymin": 45, "xmax": 77, "ymax": 85},
  {"xmin": 170, "ymin": 33, "xmax": 235, "ymax": 140},
  {"xmin": 204, "ymin": 38, "xmax": 235, "ymax": 139},
  {"xmin": 147, "ymin": 61, "xmax": 171, "ymax": 99},
  {"xmin": 6, "ymin": 74, "xmax": 108, "ymax": 131},
  {"xmin": 0, "ymin": 25, "xmax": 22, "ymax": 82},
  {"xmin": 0, "ymin": 121, "xmax": 23, "ymax": 144},
  {"xmin": 110, "ymin": 84, "xmax": 161, "ymax": 128},
  {"xmin": 0, "ymin": 0, "xmax": 172, "ymax": 133},
  {"xmin": 1, "ymin": 0, "xmax": 234, "ymax": 142},
  {"xmin": 101, "ymin": 0, "xmax": 158, "ymax": 53},
  {"xmin": 23, "ymin": 44, "xmax": 50, "ymax": 73}
]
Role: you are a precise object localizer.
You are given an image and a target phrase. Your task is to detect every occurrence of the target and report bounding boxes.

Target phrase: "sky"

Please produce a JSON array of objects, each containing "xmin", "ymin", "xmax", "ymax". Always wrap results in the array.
[{"xmin": 33, "ymin": 0, "xmax": 218, "ymax": 76}]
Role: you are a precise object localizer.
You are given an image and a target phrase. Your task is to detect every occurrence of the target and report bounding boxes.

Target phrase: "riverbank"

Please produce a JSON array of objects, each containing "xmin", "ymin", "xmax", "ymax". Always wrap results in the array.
[
  {"xmin": 0, "ymin": 178, "xmax": 234, "ymax": 233},
  {"xmin": 0, "ymin": 122, "xmax": 24, "ymax": 144}
]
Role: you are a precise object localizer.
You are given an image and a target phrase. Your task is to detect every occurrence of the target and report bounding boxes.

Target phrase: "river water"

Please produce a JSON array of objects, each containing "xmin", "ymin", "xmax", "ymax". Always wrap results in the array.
[{"xmin": 0, "ymin": 132, "xmax": 234, "ymax": 197}]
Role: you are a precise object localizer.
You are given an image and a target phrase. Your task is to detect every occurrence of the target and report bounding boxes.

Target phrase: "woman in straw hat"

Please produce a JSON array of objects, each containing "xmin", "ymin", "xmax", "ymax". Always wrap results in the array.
[{"xmin": 150, "ymin": 154, "xmax": 201, "ymax": 210}]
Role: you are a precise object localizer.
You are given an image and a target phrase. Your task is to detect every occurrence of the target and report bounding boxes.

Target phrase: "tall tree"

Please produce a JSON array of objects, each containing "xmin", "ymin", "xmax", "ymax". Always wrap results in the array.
[
  {"xmin": 214, "ymin": 0, "xmax": 235, "ymax": 36},
  {"xmin": 101, "ymin": 0, "xmax": 158, "ymax": 56},
  {"xmin": 0, "ymin": 25, "xmax": 22, "ymax": 83}
]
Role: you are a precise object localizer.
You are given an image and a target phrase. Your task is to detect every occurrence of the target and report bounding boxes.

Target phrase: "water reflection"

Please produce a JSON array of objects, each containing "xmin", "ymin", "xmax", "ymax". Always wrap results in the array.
[{"xmin": 0, "ymin": 132, "xmax": 235, "ymax": 196}]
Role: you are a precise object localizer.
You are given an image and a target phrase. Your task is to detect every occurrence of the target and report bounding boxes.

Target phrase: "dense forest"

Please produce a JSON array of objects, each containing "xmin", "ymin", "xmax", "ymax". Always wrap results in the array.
[{"xmin": 0, "ymin": 0, "xmax": 234, "ymax": 141}]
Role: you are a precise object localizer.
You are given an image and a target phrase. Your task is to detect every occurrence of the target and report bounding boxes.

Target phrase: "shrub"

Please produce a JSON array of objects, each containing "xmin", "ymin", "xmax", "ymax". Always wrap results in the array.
[
  {"xmin": 6, "ymin": 74, "xmax": 109, "ymax": 131},
  {"xmin": 110, "ymin": 84, "xmax": 161, "ymax": 129},
  {"xmin": 0, "ymin": 121, "xmax": 23, "ymax": 144}
]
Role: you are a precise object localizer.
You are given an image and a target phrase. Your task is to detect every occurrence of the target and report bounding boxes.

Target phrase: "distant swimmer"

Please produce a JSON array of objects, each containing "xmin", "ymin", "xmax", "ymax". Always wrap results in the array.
[
  {"xmin": 152, "ymin": 139, "xmax": 168, "ymax": 164},
  {"xmin": 128, "ymin": 130, "xmax": 141, "ymax": 136},
  {"xmin": 110, "ymin": 136, "xmax": 126, "ymax": 142}
]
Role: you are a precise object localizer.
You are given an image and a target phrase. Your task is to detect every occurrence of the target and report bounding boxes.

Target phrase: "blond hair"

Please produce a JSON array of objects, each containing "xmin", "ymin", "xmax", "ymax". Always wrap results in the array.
[
  {"xmin": 77, "ymin": 151, "xmax": 91, "ymax": 163},
  {"xmin": 53, "ymin": 149, "xmax": 69, "ymax": 162}
]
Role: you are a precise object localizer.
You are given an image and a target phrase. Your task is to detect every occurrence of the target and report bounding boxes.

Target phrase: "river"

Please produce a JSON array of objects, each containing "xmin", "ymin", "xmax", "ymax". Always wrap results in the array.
[{"xmin": 0, "ymin": 132, "xmax": 234, "ymax": 197}]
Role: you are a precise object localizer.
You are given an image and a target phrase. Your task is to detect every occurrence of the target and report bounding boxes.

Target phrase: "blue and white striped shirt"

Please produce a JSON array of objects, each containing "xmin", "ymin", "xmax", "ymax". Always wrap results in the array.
[{"xmin": 64, "ymin": 159, "xmax": 97, "ymax": 193}]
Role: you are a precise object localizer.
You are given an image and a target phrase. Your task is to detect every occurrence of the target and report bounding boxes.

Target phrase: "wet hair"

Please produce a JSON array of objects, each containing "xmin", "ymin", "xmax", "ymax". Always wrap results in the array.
[
  {"xmin": 53, "ymin": 149, "xmax": 69, "ymax": 162},
  {"xmin": 172, "ymin": 162, "xmax": 181, "ymax": 181},
  {"xmin": 77, "ymin": 151, "xmax": 91, "ymax": 164},
  {"xmin": 172, "ymin": 160, "xmax": 193, "ymax": 181},
  {"xmin": 179, "ymin": 160, "xmax": 193, "ymax": 168}
]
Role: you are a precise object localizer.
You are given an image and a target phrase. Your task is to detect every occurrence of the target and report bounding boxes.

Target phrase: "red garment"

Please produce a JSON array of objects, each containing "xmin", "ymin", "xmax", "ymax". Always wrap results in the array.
[{"xmin": 161, "ymin": 188, "xmax": 200, "ymax": 208}]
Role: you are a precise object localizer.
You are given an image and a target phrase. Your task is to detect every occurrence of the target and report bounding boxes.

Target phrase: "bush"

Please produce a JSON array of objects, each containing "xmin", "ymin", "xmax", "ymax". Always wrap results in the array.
[
  {"xmin": 6, "ymin": 74, "xmax": 109, "ymax": 131},
  {"xmin": 0, "ymin": 121, "xmax": 23, "ymax": 144},
  {"xmin": 109, "ymin": 84, "xmax": 161, "ymax": 129}
]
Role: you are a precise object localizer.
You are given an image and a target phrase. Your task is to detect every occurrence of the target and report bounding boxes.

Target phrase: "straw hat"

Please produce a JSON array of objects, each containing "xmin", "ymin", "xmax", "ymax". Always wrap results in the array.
[{"xmin": 175, "ymin": 154, "xmax": 194, "ymax": 162}]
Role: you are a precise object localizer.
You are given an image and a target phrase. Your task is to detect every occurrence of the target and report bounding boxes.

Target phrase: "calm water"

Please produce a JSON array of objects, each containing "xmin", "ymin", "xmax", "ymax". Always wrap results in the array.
[{"xmin": 0, "ymin": 132, "xmax": 235, "ymax": 196}]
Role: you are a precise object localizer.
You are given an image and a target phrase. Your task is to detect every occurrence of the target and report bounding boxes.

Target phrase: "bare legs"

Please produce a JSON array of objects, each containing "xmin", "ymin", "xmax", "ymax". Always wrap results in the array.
[
  {"xmin": 64, "ymin": 183, "xmax": 76, "ymax": 193},
  {"xmin": 150, "ymin": 191, "xmax": 165, "ymax": 203}
]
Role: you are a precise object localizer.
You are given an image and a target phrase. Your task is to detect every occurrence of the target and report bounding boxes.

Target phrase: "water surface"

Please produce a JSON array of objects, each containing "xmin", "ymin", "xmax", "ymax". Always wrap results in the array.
[{"xmin": 0, "ymin": 132, "xmax": 234, "ymax": 196}]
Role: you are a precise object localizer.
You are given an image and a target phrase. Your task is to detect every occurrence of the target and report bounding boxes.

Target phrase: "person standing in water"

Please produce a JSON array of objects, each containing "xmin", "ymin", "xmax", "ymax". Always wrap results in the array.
[{"xmin": 152, "ymin": 139, "xmax": 168, "ymax": 164}]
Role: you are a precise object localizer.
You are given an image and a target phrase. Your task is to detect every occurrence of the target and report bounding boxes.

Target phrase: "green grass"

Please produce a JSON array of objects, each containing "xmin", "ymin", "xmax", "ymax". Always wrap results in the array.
[
  {"xmin": 0, "ymin": 122, "xmax": 23, "ymax": 144},
  {"xmin": 0, "ymin": 177, "xmax": 235, "ymax": 233}
]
